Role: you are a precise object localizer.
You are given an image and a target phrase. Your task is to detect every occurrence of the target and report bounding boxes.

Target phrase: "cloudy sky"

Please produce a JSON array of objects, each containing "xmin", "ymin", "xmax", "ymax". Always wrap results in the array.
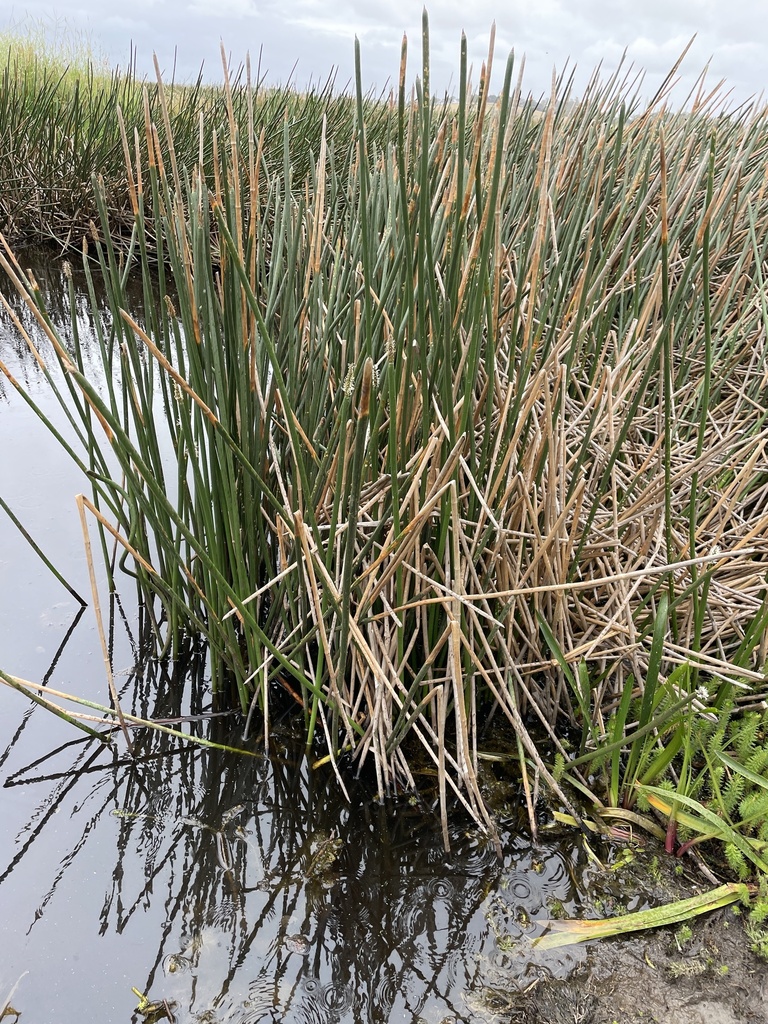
[{"xmin": 1, "ymin": 0, "xmax": 766, "ymax": 108}]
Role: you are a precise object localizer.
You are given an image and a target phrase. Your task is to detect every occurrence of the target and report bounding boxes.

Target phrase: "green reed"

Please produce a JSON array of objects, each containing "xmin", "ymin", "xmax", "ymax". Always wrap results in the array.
[
  {"xmin": 3, "ymin": 18, "xmax": 768, "ymax": 838},
  {"xmin": 0, "ymin": 29, "xmax": 397, "ymax": 247}
]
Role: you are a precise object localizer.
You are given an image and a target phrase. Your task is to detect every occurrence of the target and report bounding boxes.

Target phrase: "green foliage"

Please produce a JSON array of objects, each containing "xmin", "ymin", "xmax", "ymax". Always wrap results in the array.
[
  {"xmin": 674, "ymin": 922, "xmax": 693, "ymax": 948},
  {"xmin": 646, "ymin": 706, "xmax": 768, "ymax": 878},
  {"xmin": 725, "ymin": 842, "xmax": 749, "ymax": 881},
  {"xmin": 735, "ymin": 712, "xmax": 762, "ymax": 763},
  {"xmin": 557, "ymin": 651, "xmax": 768, "ymax": 880},
  {"xmin": 746, "ymin": 921, "xmax": 768, "ymax": 960},
  {"xmin": 0, "ymin": 18, "xmax": 111, "ymax": 78},
  {"xmin": 3, "ymin": 17, "xmax": 768, "ymax": 834},
  {"xmin": 0, "ymin": 26, "xmax": 399, "ymax": 245},
  {"xmin": 745, "ymin": 876, "xmax": 768, "ymax": 958}
]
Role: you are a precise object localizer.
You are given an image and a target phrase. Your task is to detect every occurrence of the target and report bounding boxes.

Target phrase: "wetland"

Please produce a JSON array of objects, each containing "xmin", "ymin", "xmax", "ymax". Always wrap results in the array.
[
  {"xmin": 3, "ymin": 20, "xmax": 768, "ymax": 1021},
  {"xmin": 1, "ymin": 254, "xmax": 766, "ymax": 1024}
]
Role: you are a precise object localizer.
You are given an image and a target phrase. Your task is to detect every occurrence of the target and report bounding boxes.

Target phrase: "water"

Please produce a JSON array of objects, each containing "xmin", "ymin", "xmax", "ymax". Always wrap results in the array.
[{"xmin": 0, "ymin": 252, "xmax": 646, "ymax": 1023}]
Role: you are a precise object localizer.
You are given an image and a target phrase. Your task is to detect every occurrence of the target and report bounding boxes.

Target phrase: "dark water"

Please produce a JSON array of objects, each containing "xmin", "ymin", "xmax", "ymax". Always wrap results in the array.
[{"xmin": 0, "ymin": 255, "xmax": 640, "ymax": 1023}]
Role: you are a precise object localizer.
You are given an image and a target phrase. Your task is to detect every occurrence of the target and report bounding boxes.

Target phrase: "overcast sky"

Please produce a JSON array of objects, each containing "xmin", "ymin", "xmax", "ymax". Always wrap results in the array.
[{"xmin": 1, "ymin": 0, "xmax": 766, "ymax": 109}]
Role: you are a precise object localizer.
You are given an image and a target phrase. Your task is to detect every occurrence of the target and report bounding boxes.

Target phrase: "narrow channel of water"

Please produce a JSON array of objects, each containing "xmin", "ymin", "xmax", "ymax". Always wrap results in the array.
[{"xmin": 1, "ymin": 253, "xmax": 654, "ymax": 1023}]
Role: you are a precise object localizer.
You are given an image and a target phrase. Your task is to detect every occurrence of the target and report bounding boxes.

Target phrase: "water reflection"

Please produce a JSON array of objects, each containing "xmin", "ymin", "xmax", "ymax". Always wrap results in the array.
[
  {"xmin": 0, "ymin": 250, "xmax": 143, "ymax": 400},
  {"xmin": 1, "ymin": 623, "xmax": 590, "ymax": 1023}
]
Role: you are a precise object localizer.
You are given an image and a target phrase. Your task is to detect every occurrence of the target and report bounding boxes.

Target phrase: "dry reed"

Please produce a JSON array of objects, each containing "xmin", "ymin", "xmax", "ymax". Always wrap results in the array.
[{"xmin": 2, "ymin": 20, "xmax": 768, "ymax": 839}]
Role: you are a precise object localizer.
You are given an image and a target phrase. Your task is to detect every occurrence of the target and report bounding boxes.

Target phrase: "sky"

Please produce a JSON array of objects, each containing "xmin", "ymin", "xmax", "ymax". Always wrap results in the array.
[{"xmin": 1, "ymin": 0, "xmax": 766, "ymax": 109}]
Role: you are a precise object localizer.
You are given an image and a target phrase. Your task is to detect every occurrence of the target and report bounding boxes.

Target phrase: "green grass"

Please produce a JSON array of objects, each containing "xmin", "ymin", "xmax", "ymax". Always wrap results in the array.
[
  {"xmin": 2, "ymin": 16, "xmax": 768, "ymax": 854},
  {"xmin": 0, "ymin": 18, "xmax": 113, "ymax": 79},
  {"xmin": 0, "ymin": 26, "xmax": 399, "ymax": 246}
]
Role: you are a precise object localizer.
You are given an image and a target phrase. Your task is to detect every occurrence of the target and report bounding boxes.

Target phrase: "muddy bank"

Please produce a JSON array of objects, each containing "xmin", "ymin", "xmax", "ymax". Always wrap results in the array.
[{"xmin": 515, "ymin": 877, "xmax": 767, "ymax": 1024}]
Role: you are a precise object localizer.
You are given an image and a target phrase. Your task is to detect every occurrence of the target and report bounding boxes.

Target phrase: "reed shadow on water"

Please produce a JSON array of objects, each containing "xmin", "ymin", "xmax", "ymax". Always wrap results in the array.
[{"xmin": 0, "ymin": 626, "xmax": 591, "ymax": 1024}]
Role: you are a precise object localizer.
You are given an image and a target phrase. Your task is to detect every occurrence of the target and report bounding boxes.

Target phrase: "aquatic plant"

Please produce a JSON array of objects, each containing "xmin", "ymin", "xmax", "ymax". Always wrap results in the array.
[
  {"xmin": 0, "ymin": 26, "xmax": 397, "ymax": 246},
  {"xmin": 2, "ymin": 17, "xmax": 768, "ymax": 844},
  {"xmin": 630, "ymin": 706, "xmax": 768, "ymax": 870}
]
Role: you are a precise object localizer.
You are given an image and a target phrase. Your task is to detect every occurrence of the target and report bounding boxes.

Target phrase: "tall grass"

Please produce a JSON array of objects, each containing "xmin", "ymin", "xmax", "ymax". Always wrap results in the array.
[
  {"xmin": 0, "ymin": 28, "xmax": 398, "ymax": 247},
  {"xmin": 3, "ymin": 18, "xmax": 768, "ymax": 838}
]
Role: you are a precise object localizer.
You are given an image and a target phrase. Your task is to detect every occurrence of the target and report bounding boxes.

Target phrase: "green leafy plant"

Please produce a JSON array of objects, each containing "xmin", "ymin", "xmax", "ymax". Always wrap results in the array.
[
  {"xmin": 638, "ymin": 706, "xmax": 768, "ymax": 872},
  {"xmin": 3, "ymin": 20, "xmax": 768, "ymax": 841}
]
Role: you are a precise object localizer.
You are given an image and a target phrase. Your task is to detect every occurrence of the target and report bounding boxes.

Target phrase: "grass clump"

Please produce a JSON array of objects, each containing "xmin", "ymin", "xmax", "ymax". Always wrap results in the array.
[{"xmin": 2, "ymin": 17, "xmax": 768, "ymax": 848}]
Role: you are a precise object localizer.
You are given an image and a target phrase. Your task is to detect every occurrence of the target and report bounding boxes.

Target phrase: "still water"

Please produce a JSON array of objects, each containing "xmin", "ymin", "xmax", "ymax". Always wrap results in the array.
[{"xmin": 0, "ymin": 254, "xmax": 639, "ymax": 1023}]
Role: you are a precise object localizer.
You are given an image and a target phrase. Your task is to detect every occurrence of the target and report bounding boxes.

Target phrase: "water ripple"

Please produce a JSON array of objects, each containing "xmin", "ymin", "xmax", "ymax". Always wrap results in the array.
[{"xmin": 321, "ymin": 980, "xmax": 352, "ymax": 1014}]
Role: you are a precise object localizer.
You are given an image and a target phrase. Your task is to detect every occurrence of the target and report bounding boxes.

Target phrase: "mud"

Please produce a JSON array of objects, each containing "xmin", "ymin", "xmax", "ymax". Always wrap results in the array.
[{"xmin": 517, "ymin": 879, "xmax": 767, "ymax": 1024}]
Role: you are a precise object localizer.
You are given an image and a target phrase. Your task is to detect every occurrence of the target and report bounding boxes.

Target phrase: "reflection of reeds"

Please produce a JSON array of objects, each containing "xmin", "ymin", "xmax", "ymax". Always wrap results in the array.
[
  {"xmin": 3, "ymin": 16, "xmax": 768, "ymax": 832},
  {"xmin": 0, "ymin": 607, "xmax": 576, "ymax": 1021},
  {"xmin": 0, "ymin": 972, "xmax": 28, "ymax": 1019},
  {"xmin": 104, "ymin": 709, "xmax": 513, "ymax": 1023}
]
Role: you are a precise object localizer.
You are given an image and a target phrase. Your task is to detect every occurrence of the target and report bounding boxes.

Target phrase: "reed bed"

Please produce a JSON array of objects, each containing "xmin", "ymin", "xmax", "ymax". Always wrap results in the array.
[
  {"xmin": 3, "ymin": 20, "xmax": 768, "ymax": 838},
  {"xmin": 0, "ymin": 31, "xmax": 398, "ymax": 247}
]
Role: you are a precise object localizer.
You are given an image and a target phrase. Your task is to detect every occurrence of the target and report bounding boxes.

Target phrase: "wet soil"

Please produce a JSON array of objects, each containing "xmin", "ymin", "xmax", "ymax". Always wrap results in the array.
[{"xmin": 514, "ymin": 870, "xmax": 767, "ymax": 1024}]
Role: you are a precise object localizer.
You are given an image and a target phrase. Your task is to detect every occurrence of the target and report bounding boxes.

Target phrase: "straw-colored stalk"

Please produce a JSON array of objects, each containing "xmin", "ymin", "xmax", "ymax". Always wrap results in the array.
[{"xmin": 3, "ymin": 20, "xmax": 768, "ymax": 839}]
